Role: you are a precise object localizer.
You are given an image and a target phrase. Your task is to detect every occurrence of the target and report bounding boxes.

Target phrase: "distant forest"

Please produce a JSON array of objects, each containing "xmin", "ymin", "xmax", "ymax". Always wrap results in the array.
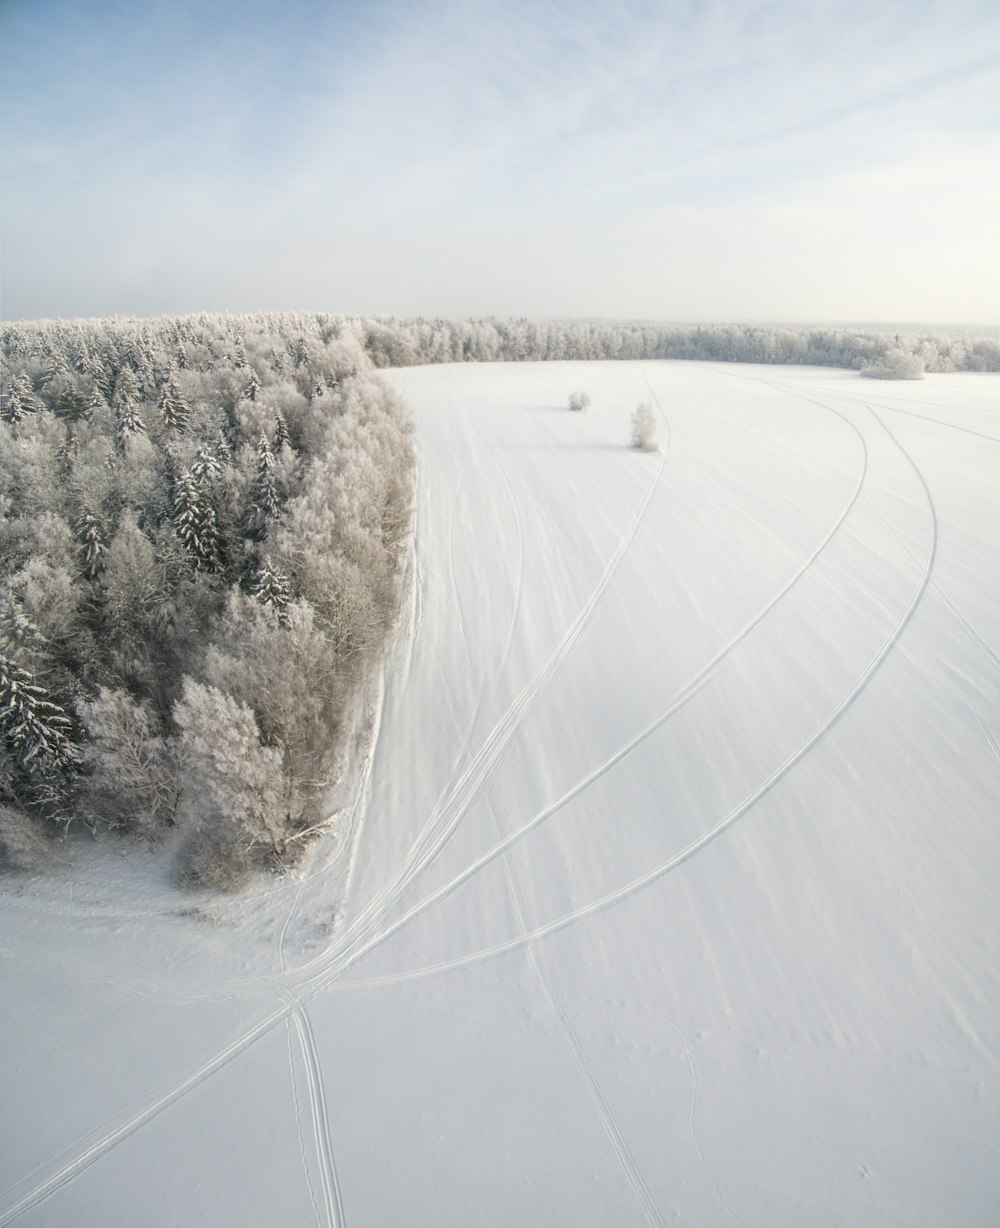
[
  {"xmin": 1, "ymin": 313, "xmax": 414, "ymax": 886},
  {"xmin": 356, "ymin": 317, "xmax": 1000, "ymax": 375},
  {"xmin": 2, "ymin": 310, "xmax": 995, "ymax": 888}
]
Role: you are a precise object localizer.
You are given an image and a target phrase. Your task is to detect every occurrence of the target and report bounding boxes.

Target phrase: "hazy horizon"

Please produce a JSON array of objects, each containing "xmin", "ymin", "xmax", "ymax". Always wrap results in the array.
[{"xmin": 3, "ymin": 0, "xmax": 999, "ymax": 325}]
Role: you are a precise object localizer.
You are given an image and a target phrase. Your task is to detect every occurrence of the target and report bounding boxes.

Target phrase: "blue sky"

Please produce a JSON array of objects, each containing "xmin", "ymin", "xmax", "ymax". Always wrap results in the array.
[{"xmin": 2, "ymin": 0, "xmax": 999, "ymax": 322}]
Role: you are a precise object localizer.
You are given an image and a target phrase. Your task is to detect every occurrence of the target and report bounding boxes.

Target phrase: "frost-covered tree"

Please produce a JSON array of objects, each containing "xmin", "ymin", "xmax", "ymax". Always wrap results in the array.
[
  {"xmin": 568, "ymin": 389, "xmax": 590, "ymax": 412},
  {"xmin": 1, "ymin": 374, "xmax": 43, "ymax": 424},
  {"xmin": 158, "ymin": 373, "xmax": 191, "ymax": 432},
  {"xmin": 172, "ymin": 469, "xmax": 219, "ymax": 571},
  {"xmin": 173, "ymin": 678, "xmax": 284, "ymax": 888},
  {"xmin": 861, "ymin": 349, "xmax": 926, "ymax": 380},
  {"xmin": 0, "ymin": 648, "xmax": 78, "ymax": 820},
  {"xmin": 245, "ymin": 432, "xmax": 280, "ymax": 541},
  {"xmin": 79, "ymin": 687, "xmax": 177, "ymax": 835},
  {"xmin": 74, "ymin": 511, "xmax": 107, "ymax": 579},
  {"xmin": 249, "ymin": 558, "xmax": 292, "ymax": 622},
  {"xmin": 630, "ymin": 403, "xmax": 659, "ymax": 451},
  {"xmin": 114, "ymin": 399, "xmax": 146, "ymax": 455}
]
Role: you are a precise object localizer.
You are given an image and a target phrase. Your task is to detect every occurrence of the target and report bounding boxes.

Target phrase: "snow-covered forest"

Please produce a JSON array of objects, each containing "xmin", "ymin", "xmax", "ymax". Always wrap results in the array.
[
  {"xmin": 1, "ymin": 313, "xmax": 414, "ymax": 886},
  {"xmin": 357, "ymin": 316, "xmax": 1000, "ymax": 375},
  {"xmin": 2, "ymin": 309, "xmax": 997, "ymax": 890}
]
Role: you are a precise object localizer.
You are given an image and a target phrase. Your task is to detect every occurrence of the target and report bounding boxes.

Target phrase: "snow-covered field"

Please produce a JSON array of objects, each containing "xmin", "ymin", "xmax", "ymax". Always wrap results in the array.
[{"xmin": 2, "ymin": 360, "xmax": 999, "ymax": 1227}]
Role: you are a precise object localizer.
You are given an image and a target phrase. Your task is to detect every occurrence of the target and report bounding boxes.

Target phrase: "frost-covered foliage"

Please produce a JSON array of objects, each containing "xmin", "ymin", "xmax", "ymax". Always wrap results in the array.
[
  {"xmin": 630, "ymin": 403, "xmax": 659, "ymax": 452},
  {"xmin": 355, "ymin": 317, "xmax": 1000, "ymax": 374},
  {"xmin": 568, "ymin": 389, "xmax": 590, "ymax": 412},
  {"xmin": 1, "ymin": 313, "xmax": 414, "ymax": 885},
  {"xmin": 860, "ymin": 348, "xmax": 926, "ymax": 380}
]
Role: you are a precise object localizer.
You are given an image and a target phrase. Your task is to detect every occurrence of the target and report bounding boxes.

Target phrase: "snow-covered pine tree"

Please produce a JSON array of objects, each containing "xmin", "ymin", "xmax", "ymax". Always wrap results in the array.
[
  {"xmin": 87, "ymin": 387, "xmax": 110, "ymax": 420},
  {"xmin": 0, "ymin": 649, "xmax": 79, "ymax": 793},
  {"xmin": 59, "ymin": 384, "xmax": 91, "ymax": 421},
  {"xmin": 74, "ymin": 511, "xmax": 107, "ymax": 579},
  {"xmin": 111, "ymin": 367, "xmax": 140, "ymax": 412},
  {"xmin": 244, "ymin": 369, "xmax": 262, "ymax": 402},
  {"xmin": 172, "ymin": 469, "xmax": 219, "ymax": 571},
  {"xmin": 114, "ymin": 400, "xmax": 146, "ymax": 455},
  {"xmin": 1, "ymin": 374, "xmax": 43, "ymax": 423},
  {"xmin": 246, "ymin": 431, "xmax": 280, "ymax": 541},
  {"xmin": 249, "ymin": 559, "xmax": 291, "ymax": 623},
  {"xmin": 191, "ymin": 444, "xmax": 223, "ymax": 485},
  {"xmin": 273, "ymin": 411, "xmax": 289, "ymax": 449},
  {"xmin": 158, "ymin": 373, "xmax": 191, "ymax": 432}
]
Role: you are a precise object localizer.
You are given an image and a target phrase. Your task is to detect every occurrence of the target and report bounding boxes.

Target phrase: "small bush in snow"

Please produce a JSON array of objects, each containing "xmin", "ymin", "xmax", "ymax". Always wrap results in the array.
[
  {"xmin": 630, "ymin": 403, "xmax": 659, "ymax": 451},
  {"xmin": 861, "ymin": 349, "xmax": 925, "ymax": 380},
  {"xmin": 568, "ymin": 389, "xmax": 590, "ymax": 412}
]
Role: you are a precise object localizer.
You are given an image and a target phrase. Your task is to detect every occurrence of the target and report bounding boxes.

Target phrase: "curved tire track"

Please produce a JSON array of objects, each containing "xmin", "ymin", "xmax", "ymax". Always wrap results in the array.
[{"xmin": 339, "ymin": 403, "xmax": 938, "ymax": 990}]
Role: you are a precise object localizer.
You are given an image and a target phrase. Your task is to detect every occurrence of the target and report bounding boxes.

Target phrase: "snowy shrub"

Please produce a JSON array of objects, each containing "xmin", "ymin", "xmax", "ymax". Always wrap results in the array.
[
  {"xmin": 860, "ymin": 348, "xmax": 926, "ymax": 380},
  {"xmin": 568, "ymin": 389, "xmax": 590, "ymax": 412},
  {"xmin": 630, "ymin": 403, "xmax": 659, "ymax": 451}
]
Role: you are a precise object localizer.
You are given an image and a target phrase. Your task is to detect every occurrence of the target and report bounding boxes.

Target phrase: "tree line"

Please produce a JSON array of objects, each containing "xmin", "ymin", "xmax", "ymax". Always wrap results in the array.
[
  {"xmin": 1, "ymin": 312, "xmax": 414, "ymax": 888},
  {"xmin": 355, "ymin": 317, "xmax": 1000, "ymax": 375}
]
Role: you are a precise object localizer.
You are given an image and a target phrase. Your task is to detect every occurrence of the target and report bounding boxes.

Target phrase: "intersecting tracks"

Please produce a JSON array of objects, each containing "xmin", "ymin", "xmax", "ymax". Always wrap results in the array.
[{"xmin": 0, "ymin": 371, "xmax": 942, "ymax": 1225}]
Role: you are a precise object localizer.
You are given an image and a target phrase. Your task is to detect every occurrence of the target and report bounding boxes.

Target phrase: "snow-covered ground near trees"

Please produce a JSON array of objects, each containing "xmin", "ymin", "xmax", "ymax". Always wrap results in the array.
[{"xmin": 2, "ymin": 360, "xmax": 999, "ymax": 1227}]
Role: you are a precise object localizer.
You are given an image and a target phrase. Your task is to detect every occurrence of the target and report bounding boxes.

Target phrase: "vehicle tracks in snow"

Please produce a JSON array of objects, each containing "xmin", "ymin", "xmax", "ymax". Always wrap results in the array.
[
  {"xmin": 0, "ymin": 373, "xmax": 937, "ymax": 1225},
  {"xmin": 488, "ymin": 796, "xmax": 667, "ymax": 1228},
  {"xmin": 337, "ymin": 398, "xmax": 937, "ymax": 990},
  {"xmin": 290, "ymin": 1006, "xmax": 346, "ymax": 1228},
  {"xmin": 306, "ymin": 383, "xmax": 869, "ymax": 986},
  {"xmin": 305, "ymin": 378, "xmax": 672, "ymax": 984}
]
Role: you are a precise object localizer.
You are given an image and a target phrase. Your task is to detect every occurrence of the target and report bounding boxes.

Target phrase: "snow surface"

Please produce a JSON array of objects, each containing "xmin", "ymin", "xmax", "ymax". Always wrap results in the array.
[{"xmin": 2, "ymin": 360, "xmax": 999, "ymax": 1227}]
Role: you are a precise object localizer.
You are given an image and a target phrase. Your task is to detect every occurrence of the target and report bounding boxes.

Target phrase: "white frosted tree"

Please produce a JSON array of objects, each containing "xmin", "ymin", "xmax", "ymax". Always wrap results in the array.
[
  {"xmin": 79, "ymin": 687, "xmax": 177, "ymax": 835},
  {"xmin": 630, "ymin": 402, "xmax": 659, "ymax": 451},
  {"xmin": 173, "ymin": 678, "xmax": 285, "ymax": 886},
  {"xmin": 568, "ymin": 389, "xmax": 590, "ymax": 412}
]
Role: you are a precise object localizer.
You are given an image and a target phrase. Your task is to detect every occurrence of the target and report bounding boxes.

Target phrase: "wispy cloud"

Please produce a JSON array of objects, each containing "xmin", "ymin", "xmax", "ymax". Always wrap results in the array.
[{"xmin": 2, "ymin": 0, "xmax": 998, "ymax": 319}]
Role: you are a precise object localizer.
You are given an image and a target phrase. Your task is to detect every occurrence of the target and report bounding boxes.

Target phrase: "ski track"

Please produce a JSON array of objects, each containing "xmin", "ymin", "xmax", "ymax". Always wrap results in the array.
[
  {"xmin": 488, "ymin": 797, "xmax": 667, "ymax": 1228},
  {"xmin": 336, "ymin": 402, "xmax": 939, "ymax": 990},
  {"xmin": 297, "ymin": 383, "xmax": 869, "ymax": 986},
  {"xmin": 817, "ymin": 388, "xmax": 1000, "ymax": 445},
  {"xmin": 0, "ymin": 373, "xmax": 958, "ymax": 1225},
  {"xmin": 976, "ymin": 715, "xmax": 1000, "ymax": 766},
  {"xmin": 307, "ymin": 373, "xmax": 672, "ymax": 982},
  {"xmin": 0, "ymin": 375, "xmax": 865, "ymax": 1224},
  {"xmin": 0, "ymin": 375, "xmax": 672, "ymax": 1224},
  {"xmin": 285, "ymin": 1017, "xmax": 324, "ymax": 1228},
  {"xmin": 654, "ymin": 1007, "xmax": 752, "ymax": 1228},
  {"xmin": 291, "ymin": 1006, "xmax": 346, "ymax": 1228}
]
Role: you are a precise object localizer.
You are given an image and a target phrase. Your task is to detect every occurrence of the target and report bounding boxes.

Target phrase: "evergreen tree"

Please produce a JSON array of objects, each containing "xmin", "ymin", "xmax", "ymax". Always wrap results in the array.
[
  {"xmin": 74, "ymin": 511, "xmax": 107, "ymax": 579},
  {"xmin": 59, "ymin": 384, "xmax": 91, "ymax": 421},
  {"xmin": 250, "ymin": 559, "xmax": 291, "ymax": 623},
  {"xmin": 245, "ymin": 369, "xmax": 262, "ymax": 401},
  {"xmin": 191, "ymin": 444, "xmax": 223, "ymax": 485},
  {"xmin": 1, "ymin": 374, "xmax": 42, "ymax": 424},
  {"xmin": 273, "ymin": 411, "xmax": 289, "ymax": 449},
  {"xmin": 158, "ymin": 374, "xmax": 190, "ymax": 431},
  {"xmin": 112, "ymin": 367, "xmax": 140, "ymax": 411},
  {"xmin": 1, "ymin": 649, "xmax": 79, "ymax": 822},
  {"xmin": 87, "ymin": 387, "xmax": 110, "ymax": 420},
  {"xmin": 114, "ymin": 399, "xmax": 146, "ymax": 455},
  {"xmin": 246, "ymin": 431, "xmax": 280, "ymax": 540},
  {"xmin": 172, "ymin": 469, "xmax": 219, "ymax": 571}
]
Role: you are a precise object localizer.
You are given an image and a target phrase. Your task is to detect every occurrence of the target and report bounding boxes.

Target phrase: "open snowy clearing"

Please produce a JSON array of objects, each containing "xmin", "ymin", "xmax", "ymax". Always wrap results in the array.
[{"xmin": 2, "ymin": 360, "xmax": 999, "ymax": 1226}]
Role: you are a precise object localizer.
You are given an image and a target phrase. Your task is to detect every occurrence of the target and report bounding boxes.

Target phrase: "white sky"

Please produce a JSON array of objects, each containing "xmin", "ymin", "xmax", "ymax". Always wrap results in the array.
[{"xmin": 2, "ymin": 0, "xmax": 999, "ymax": 323}]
